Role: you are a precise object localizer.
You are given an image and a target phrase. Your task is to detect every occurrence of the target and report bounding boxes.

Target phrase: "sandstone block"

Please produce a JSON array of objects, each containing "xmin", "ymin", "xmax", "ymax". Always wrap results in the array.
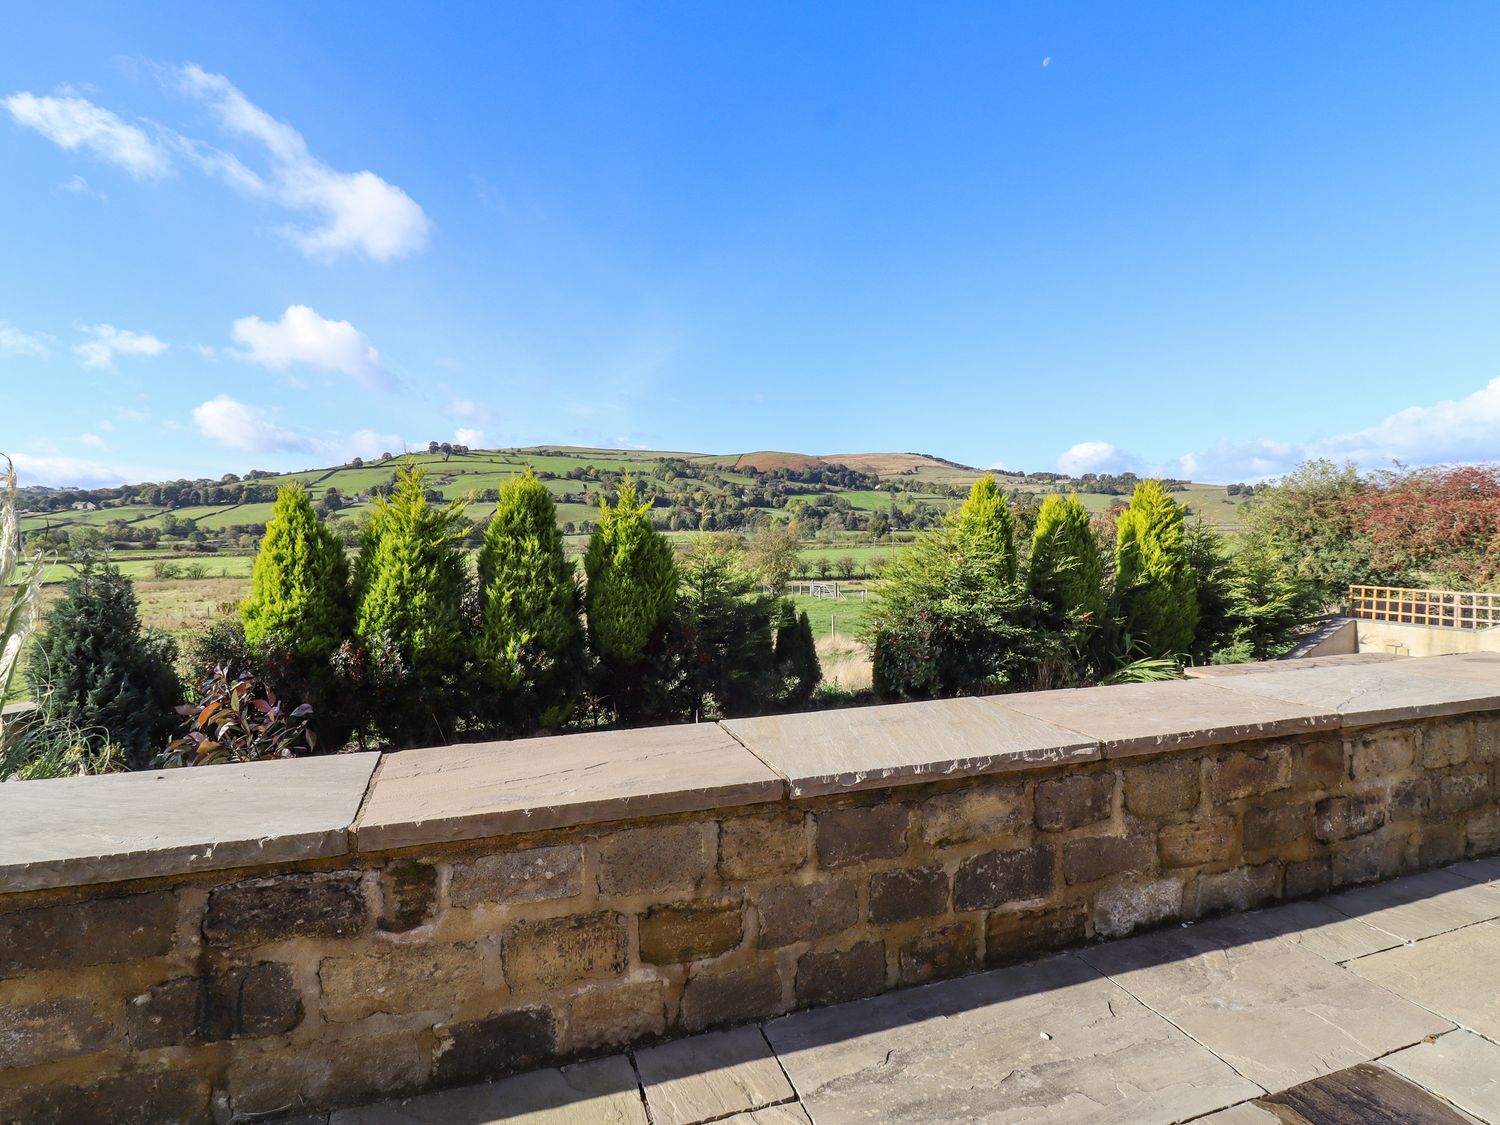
[
  {"xmin": 1157, "ymin": 816, "xmax": 1237, "ymax": 868},
  {"xmin": 1315, "ymin": 792, "xmax": 1386, "ymax": 843},
  {"xmin": 815, "ymin": 804, "xmax": 909, "ymax": 868},
  {"xmin": 920, "ymin": 786, "xmax": 1027, "ymax": 847},
  {"xmin": 322, "ymin": 942, "xmax": 483, "ymax": 1022},
  {"xmin": 955, "ymin": 844, "xmax": 1055, "ymax": 909},
  {"xmin": 1209, "ymin": 747, "xmax": 1290, "ymax": 803},
  {"xmin": 1293, "ymin": 738, "xmax": 1346, "ymax": 790},
  {"xmin": 1420, "ymin": 722, "xmax": 1472, "ymax": 769},
  {"xmin": 868, "ymin": 866, "xmax": 949, "ymax": 924},
  {"xmin": 1332, "ymin": 838, "xmax": 1403, "ymax": 886},
  {"xmin": 899, "ymin": 922, "xmax": 977, "ymax": 984},
  {"xmin": 1468, "ymin": 809, "xmax": 1500, "ymax": 854},
  {"xmin": 0, "ymin": 1070, "xmax": 209, "ymax": 1125},
  {"xmin": 596, "ymin": 824, "xmax": 709, "ymax": 896},
  {"xmin": 204, "ymin": 870, "xmax": 366, "ymax": 947},
  {"xmin": 0, "ymin": 997, "xmax": 109, "ymax": 1069},
  {"xmin": 1093, "ymin": 878, "xmax": 1182, "ymax": 938},
  {"xmin": 1474, "ymin": 718, "xmax": 1500, "ymax": 762},
  {"xmin": 1035, "ymin": 772, "xmax": 1113, "ymax": 832},
  {"xmin": 127, "ymin": 962, "xmax": 302, "ymax": 1047},
  {"xmin": 1419, "ymin": 824, "xmax": 1466, "ymax": 866},
  {"xmin": 0, "ymin": 891, "xmax": 175, "ymax": 979},
  {"xmin": 1351, "ymin": 729, "xmax": 1416, "ymax": 780},
  {"xmin": 1284, "ymin": 856, "xmax": 1334, "ymax": 899},
  {"xmin": 1243, "ymin": 801, "xmax": 1309, "ymax": 852},
  {"xmin": 378, "ymin": 859, "xmax": 438, "ymax": 931},
  {"xmin": 679, "ymin": 962, "xmax": 784, "ymax": 1032},
  {"xmin": 984, "ymin": 902, "xmax": 1087, "ymax": 965},
  {"xmin": 1390, "ymin": 776, "xmax": 1434, "ymax": 821},
  {"xmin": 758, "ymin": 880, "xmax": 858, "ymax": 948},
  {"xmin": 719, "ymin": 813, "xmax": 807, "ymax": 879},
  {"xmin": 796, "ymin": 941, "xmax": 887, "ymax": 1005},
  {"xmin": 1123, "ymin": 757, "xmax": 1199, "ymax": 817},
  {"xmin": 563, "ymin": 980, "xmax": 667, "ymax": 1052},
  {"xmin": 1434, "ymin": 770, "xmax": 1491, "ymax": 818},
  {"xmin": 1189, "ymin": 864, "xmax": 1280, "ymax": 916},
  {"xmin": 448, "ymin": 844, "xmax": 583, "ymax": 908},
  {"xmin": 639, "ymin": 898, "xmax": 744, "ymax": 964},
  {"xmin": 1063, "ymin": 831, "xmax": 1154, "ymax": 885},
  {"xmin": 433, "ymin": 1007, "xmax": 556, "ymax": 1085},
  {"xmin": 227, "ymin": 1031, "xmax": 427, "ymax": 1117},
  {"xmin": 503, "ymin": 911, "xmax": 626, "ymax": 991}
]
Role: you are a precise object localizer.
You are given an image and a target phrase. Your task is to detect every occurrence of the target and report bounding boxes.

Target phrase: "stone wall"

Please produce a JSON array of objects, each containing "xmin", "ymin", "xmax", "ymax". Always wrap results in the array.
[{"xmin": 2, "ymin": 654, "xmax": 1500, "ymax": 1122}]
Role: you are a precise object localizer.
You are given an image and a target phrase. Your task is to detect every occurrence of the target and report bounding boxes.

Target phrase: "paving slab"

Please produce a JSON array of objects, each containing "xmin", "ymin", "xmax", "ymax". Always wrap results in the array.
[
  {"xmin": 1192, "ymin": 1105, "xmax": 1280, "ymax": 1124},
  {"xmin": 1185, "ymin": 653, "xmax": 1407, "ymax": 679},
  {"xmin": 721, "ymin": 697, "xmax": 1097, "ymax": 798},
  {"xmin": 328, "ymin": 1054, "xmax": 647, "ymax": 1124},
  {"xmin": 764, "ymin": 952, "xmax": 1261, "ymax": 1123},
  {"xmin": 634, "ymin": 1026, "xmax": 794, "ymax": 1125},
  {"xmin": 1399, "ymin": 652, "xmax": 1500, "ymax": 689},
  {"xmin": 1347, "ymin": 922, "xmax": 1500, "ymax": 1039},
  {"xmin": 1207, "ymin": 662, "xmax": 1500, "ymax": 729},
  {"xmin": 1447, "ymin": 856, "xmax": 1500, "ymax": 886},
  {"xmin": 1077, "ymin": 924, "xmax": 1452, "ymax": 1090},
  {"xmin": 990, "ymin": 678, "xmax": 1336, "ymax": 759},
  {"xmin": 354, "ymin": 726, "xmax": 783, "ymax": 850},
  {"xmin": 725, "ymin": 1107, "xmax": 812, "ymax": 1125},
  {"xmin": 0, "ymin": 752, "xmax": 379, "ymax": 892},
  {"xmin": 1230, "ymin": 899, "xmax": 1402, "ymax": 963},
  {"xmin": 1323, "ymin": 869, "xmax": 1500, "ymax": 943},
  {"xmin": 1382, "ymin": 1030, "xmax": 1500, "ymax": 1124},
  {"xmin": 1257, "ymin": 1062, "xmax": 1474, "ymax": 1124}
]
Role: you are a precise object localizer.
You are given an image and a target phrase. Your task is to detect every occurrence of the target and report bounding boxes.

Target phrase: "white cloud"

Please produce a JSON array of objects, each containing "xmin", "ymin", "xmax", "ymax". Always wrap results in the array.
[
  {"xmin": 0, "ymin": 321, "xmax": 52, "ymax": 358},
  {"xmin": 8, "ymin": 453, "xmax": 129, "ymax": 488},
  {"xmin": 2, "ymin": 91, "xmax": 171, "ymax": 179},
  {"xmin": 230, "ymin": 305, "xmax": 391, "ymax": 389},
  {"xmin": 192, "ymin": 395, "xmax": 309, "ymax": 453},
  {"xmin": 1057, "ymin": 441, "xmax": 1139, "ymax": 475},
  {"xmin": 448, "ymin": 398, "xmax": 494, "ymax": 423},
  {"xmin": 453, "ymin": 428, "xmax": 484, "ymax": 447},
  {"xmin": 74, "ymin": 324, "xmax": 168, "ymax": 369},
  {"xmin": 175, "ymin": 65, "xmax": 431, "ymax": 261},
  {"xmin": 79, "ymin": 433, "xmax": 106, "ymax": 448},
  {"xmin": 192, "ymin": 344, "xmax": 218, "ymax": 360},
  {"xmin": 60, "ymin": 173, "xmax": 106, "ymax": 200}
]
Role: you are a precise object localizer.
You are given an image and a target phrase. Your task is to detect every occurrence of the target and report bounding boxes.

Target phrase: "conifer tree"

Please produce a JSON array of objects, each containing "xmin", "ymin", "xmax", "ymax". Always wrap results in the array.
[
  {"xmin": 951, "ymin": 474, "xmax": 1018, "ymax": 583},
  {"xmin": 1029, "ymin": 494, "xmax": 1106, "ymax": 624},
  {"xmin": 476, "ymin": 469, "xmax": 584, "ymax": 732},
  {"xmin": 583, "ymin": 478, "xmax": 677, "ymax": 720},
  {"xmin": 773, "ymin": 601, "xmax": 821, "ymax": 707},
  {"xmin": 1114, "ymin": 480, "xmax": 1198, "ymax": 660},
  {"xmin": 241, "ymin": 484, "xmax": 352, "ymax": 665}
]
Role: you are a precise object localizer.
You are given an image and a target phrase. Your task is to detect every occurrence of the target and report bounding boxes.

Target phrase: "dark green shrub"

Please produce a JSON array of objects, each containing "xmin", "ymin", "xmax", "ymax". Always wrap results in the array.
[
  {"xmin": 773, "ymin": 601, "xmax": 821, "ymax": 708},
  {"xmin": 671, "ymin": 534, "xmax": 777, "ymax": 720},
  {"xmin": 241, "ymin": 484, "xmax": 352, "ymax": 666},
  {"xmin": 1114, "ymin": 481, "xmax": 1198, "ymax": 661}
]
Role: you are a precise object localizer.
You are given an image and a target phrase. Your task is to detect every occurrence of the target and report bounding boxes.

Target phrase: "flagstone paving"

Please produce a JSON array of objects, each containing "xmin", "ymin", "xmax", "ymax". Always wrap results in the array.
[{"xmin": 313, "ymin": 860, "xmax": 1500, "ymax": 1124}]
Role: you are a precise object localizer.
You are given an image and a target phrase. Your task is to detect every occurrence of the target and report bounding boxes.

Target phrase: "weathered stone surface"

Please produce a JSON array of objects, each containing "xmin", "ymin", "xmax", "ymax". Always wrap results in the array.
[
  {"xmin": 1244, "ymin": 800, "xmax": 1309, "ymax": 851},
  {"xmin": 0, "ymin": 1070, "xmax": 210, "ymax": 1125},
  {"xmin": 719, "ymin": 813, "xmax": 806, "ymax": 880},
  {"xmin": 815, "ymin": 804, "xmax": 909, "ymax": 868},
  {"xmin": 127, "ymin": 962, "xmax": 302, "ymax": 1046},
  {"xmin": 636, "ymin": 1025, "xmax": 795, "ymax": 1125},
  {"xmin": 322, "ymin": 943, "xmax": 483, "ymax": 1022},
  {"xmin": 1187, "ymin": 653, "xmax": 1405, "ymax": 678},
  {"xmin": 503, "ymin": 911, "xmax": 627, "ymax": 991},
  {"xmin": 1123, "ymin": 757, "xmax": 1200, "ymax": 817},
  {"xmin": 1468, "ymin": 809, "xmax": 1500, "ymax": 853},
  {"xmin": 0, "ymin": 752, "xmax": 378, "ymax": 892},
  {"xmin": 680, "ymin": 963, "xmax": 784, "ymax": 1032},
  {"xmin": 1233, "ymin": 898, "xmax": 1400, "ymax": 963},
  {"xmin": 1213, "ymin": 662, "xmax": 1500, "ymax": 729},
  {"xmin": 330, "ymin": 1054, "xmax": 647, "ymax": 1125},
  {"xmin": 1420, "ymin": 722, "xmax": 1472, "ymax": 769},
  {"xmin": 1332, "ymin": 837, "xmax": 1404, "ymax": 886},
  {"xmin": 1189, "ymin": 864, "xmax": 1280, "ymax": 916},
  {"xmin": 1209, "ymin": 746, "xmax": 1291, "ymax": 803},
  {"xmin": 1390, "ymin": 776, "xmax": 1434, "ymax": 821},
  {"xmin": 1419, "ymin": 823, "xmax": 1466, "ymax": 866},
  {"xmin": 1000, "ymin": 678, "xmax": 1336, "ymax": 757},
  {"xmin": 1315, "ymin": 792, "xmax": 1387, "ymax": 843},
  {"xmin": 596, "ymin": 824, "xmax": 710, "ymax": 896},
  {"xmin": 1351, "ymin": 923, "xmax": 1500, "ymax": 1039},
  {"xmin": 984, "ymin": 902, "xmax": 1087, "ymax": 965},
  {"xmin": 1351, "ymin": 728, "xmax": 1417, "ymax": 779},
  {"xmin": 1434, "ymin": 769, "xmax": 1491, "ymax": 817},
  {"xmin": 1063, "ymin": 830, "xmax": 1154, "ymax": 884},
  {"xmin": 1293, "ymin": 738, "xmax": 1347, "ymax": 790},
  {"xmin": 954, "ymin": 844, "xmax": 1055, "ymax": 910},
  {"xmin": 898, "ymin": 922, "xmax": 977, "ymax": 984},
  {"xmin": 562, "ymin": 980, "xmax": 667, "ymax": 1053},
  {"xmin": 639, "ymin": 898, "xmax": 743, "ymax": 964},
  {"xmin": 1078, "ymin": 925, "xmax": 1452, "ymax": 1090},
  {"xmin": 1382, "ymin": 1030, "xmax": 1500, "ymax": 1125},
  {"xmin": 355, "ymin": 725, "xmax": 782, "ymax": 850},
  {"xmin": 204, "ymin": 870, "xmax": 367, "ymax": 947},
  {"xmin": 1448, "ymin": 855, "xmax": 1500, "ymax": 885},
  {"xmin": 1285, "ymin": 856, "xmax": 1334, "ymax": 899},
  {"xmin": 432, "ymin": 1007, "xmax": 557, "ymax": 1085},
  {"xmin": 758, "ymin": 880, "xmax": 858, "ymax": 948},
  {"xmin": 919, "ymin": 785, "xmax": 1027, "ymax": 848},
  {"xmin": 869, "ymin": 865, "xmax": 949, "ymax": 924},
  {"xmin": 0, "ymin": 890, "xmax": 175, "ymax": 978},
  {"xmin": 724, "ymin": 696, "xmax": 1097, "ymax": 798},
  {"xmin": 1093, "ymin": 878, "xmax": 1183, "ymax": 938},
  {"xmin": 1325, "ymin": 869, "xmax": 1500, "ymax": 942},
  {"xmin": 449, "ymin": 843, "xmax": 583, "ymax": 908},
  {"xmin": 1034, "ymin": 772, "xmax": 1113, "ymax": 832},
  {"xmin": 1158, "ymin": 816, "xmax": 1237, "ymax": 868},
  {"xmin": 765, "ymin": 954, "xmax": 1260, "ymax": 1123},
  {"xmin": 796, "ymin": 941, "xmax": 887, "ymax": 1005},
  {"xmin": 227, "ymin": 1030, "xmax": 428, "ymax": 1117},
  {"xmin": 0, "ymin": 997, "xmax": 109, "ymax": 1069},
  {"xmin": 378, "ymin": 860, "xmax": 437, "ymax": 932}
]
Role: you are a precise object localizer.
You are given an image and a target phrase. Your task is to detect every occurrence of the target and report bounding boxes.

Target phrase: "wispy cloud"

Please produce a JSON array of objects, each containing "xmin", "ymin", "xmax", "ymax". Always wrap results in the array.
[
  {"xmin": 190, "ymin": 394, "xmax": 403, "ymax": 462},
  {"xmin": 230, "ymin": 305, "xmax": 392, "ymax": 390},
  {"xmin": 8, "ymin": 453, "xmax": 132, "ymax": 488},
  {"xmin": 1057, "ymin": 441, "xmax": 1140, "ymax": 475},
  {"xmin": 2, "ymin": 90, "xmax": 171, "ymax": 179},
  {"xmin": 453, "ymin": 427, "xmax": 484, "ymax": 447},
  {"xmin": 448, "ymin": 397, "xmax": 495, "ymax": 424},
  {"xmin": 0, "ymin": 321, "xmax": 53, "ymax": 358},
  {"xmin": 59, "ymin": 174, "xmax": 107, "ymax": 200},
  {"xmin": 74, "ymin": 324, "xmax": 168, "ymax": 369}
]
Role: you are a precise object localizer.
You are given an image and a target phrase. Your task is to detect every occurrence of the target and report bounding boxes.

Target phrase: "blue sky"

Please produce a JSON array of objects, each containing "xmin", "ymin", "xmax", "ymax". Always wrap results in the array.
[{"xmin": 5, "ymin": 2, "xmax": 1500, "ymax": 487}]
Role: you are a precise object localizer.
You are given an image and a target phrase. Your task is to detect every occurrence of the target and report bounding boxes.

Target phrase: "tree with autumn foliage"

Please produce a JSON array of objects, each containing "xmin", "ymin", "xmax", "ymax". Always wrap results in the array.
[{"xmin": 1350, "ymin": 465, "xmax": 1500, "ymax": 590}]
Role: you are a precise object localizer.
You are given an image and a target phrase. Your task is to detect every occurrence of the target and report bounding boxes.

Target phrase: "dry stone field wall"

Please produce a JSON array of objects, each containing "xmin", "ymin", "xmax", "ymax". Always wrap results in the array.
[{"xmin": 2, "ymin": 654, "xmax": 1500, "ymax": 1122}]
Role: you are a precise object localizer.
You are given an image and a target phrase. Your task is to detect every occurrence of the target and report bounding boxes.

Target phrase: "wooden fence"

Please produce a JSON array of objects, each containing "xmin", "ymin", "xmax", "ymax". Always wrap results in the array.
[{"xmin": 1349, "ymin": 585, "xmax": 1500, "ymax": 629}]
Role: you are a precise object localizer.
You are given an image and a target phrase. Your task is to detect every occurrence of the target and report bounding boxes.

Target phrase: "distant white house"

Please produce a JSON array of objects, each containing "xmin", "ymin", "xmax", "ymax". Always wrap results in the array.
[{"xmin": 70, "ymin": 501, "xmax": 98, "ymax": 511}]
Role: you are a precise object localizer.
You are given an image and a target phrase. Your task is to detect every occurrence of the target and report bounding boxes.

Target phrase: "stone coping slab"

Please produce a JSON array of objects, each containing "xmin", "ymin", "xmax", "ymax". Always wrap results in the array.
[
  {"xmin": 722, "ymin": 697, "xmax": 1098, "ymax": 798},
  {"xmin": 354, "ymin": 724, "xmax": 783, "ymax": 851},
  {"xmin": 1185, "ymin": 653, "xmax": 1406, "ymax": 679},
  {"xmin": 0, "ymin": 752, "xmax": 379, "ymax": 893},
  {"xmin": 1207, "ymin": 661, "xmax": 1500, "ymax": 728},
  {"xmin": 992, "ymin": 678, "xmax": 1338, "ymax": 758}
]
